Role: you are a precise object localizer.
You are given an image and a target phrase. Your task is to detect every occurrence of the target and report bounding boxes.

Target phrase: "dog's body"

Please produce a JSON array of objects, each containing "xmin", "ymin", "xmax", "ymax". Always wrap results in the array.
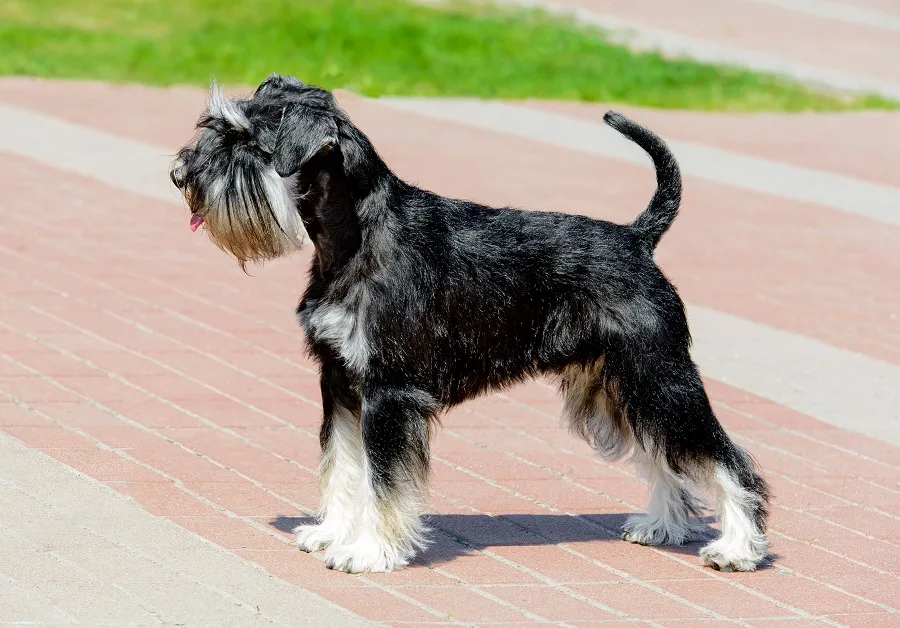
[{"xmin": 172, "ymin": 74, "xmax": 770, "ymax": 574}]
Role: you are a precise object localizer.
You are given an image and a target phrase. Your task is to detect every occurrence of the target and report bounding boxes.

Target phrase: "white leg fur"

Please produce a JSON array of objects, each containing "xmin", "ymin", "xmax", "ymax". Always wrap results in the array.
[
  {"xmin": 323, "ymin": 458, "xmax": 427, "ymax": 573},
  {"xmin": 622, "ymin": 449, "xmax": 706, "ymax": 546},
  {"xmin": 295, "ymin": 406, "xmax": 363, "ymax": 552},
  {"xmin": 699, "ymin": 465, "xmax": 769, "ymax": 572},
  {"xmin": 300, "ymin": 403, "xmax": 427, "ymax": 573}
]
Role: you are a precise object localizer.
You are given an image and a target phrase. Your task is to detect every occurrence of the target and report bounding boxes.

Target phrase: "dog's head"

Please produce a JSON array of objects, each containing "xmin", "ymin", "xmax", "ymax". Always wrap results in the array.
[{"xmin": 171, "ymin": 74, "xmax": 347, "ymax": 266}]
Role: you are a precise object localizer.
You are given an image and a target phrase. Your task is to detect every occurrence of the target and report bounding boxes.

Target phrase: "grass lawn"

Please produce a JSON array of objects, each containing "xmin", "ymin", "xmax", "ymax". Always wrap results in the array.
[{"xmin": 0, "ymin": 0, "xmax": 894, "ymax": 112}]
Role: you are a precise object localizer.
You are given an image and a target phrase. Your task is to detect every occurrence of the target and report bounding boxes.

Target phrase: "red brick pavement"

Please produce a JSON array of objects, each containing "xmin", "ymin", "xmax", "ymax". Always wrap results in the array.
[{"xmin": 1, "ymin": 79, "xmax": 899, "ymax": 625}]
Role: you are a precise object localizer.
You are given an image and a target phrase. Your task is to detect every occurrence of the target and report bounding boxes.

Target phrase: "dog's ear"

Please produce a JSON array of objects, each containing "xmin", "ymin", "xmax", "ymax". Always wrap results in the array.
[{"xmin": 272, "ymin": 106, "xmax": 338, "ymax": 177}]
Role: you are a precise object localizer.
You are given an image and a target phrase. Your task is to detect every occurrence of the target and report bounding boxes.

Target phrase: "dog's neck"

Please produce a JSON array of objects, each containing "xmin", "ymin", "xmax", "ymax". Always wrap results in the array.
[{"xmin": 299, "ymin": 122, "xmax": 403, "ymax": 280}]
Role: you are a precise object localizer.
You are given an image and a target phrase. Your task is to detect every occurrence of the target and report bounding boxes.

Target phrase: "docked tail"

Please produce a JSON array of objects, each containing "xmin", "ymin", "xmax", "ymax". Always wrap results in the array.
[{"xmin": 603, "ymin": 111, "xmax": 682, "ymax": 250}]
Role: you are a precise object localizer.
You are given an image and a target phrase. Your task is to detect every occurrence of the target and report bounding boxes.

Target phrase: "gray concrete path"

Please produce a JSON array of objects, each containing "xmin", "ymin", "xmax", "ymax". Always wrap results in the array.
[{"xmin": 0, "ymin": 429, "xmax": 370, "ymax": 627}]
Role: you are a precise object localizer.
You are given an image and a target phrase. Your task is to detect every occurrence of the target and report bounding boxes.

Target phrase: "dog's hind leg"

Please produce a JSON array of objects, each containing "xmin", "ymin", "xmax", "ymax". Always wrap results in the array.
[
  {"xmin": 612, "ymin": 349, "xmax": 770, "ymax": 571},
  {"xmin": 560, "ymin": 361, "xmax": 705, "ymax": 546},
  {"xmin": 560, "ymin": 360, "xmax": 634, "ymax": 463},
  {"xmin": 621, "ymin": 447, "xmax": 707, "ymax": 546},
  {"xmin": 295, "ymin": 365, "xmax": 363, "ymax": 553},
  {"xmin": 697, "ymin": 445, "xmax": 771, "ymax": 572},
  {"xmin": 324, "ymin": 386, "xmax": 434, "ymax": 573}
]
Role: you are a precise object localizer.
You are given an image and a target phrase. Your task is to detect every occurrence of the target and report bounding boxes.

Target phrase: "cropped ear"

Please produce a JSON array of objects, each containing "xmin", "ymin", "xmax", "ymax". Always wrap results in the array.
[{"xmin": 272, "ymin": 105, "xmax": 338, "ymax": 177}]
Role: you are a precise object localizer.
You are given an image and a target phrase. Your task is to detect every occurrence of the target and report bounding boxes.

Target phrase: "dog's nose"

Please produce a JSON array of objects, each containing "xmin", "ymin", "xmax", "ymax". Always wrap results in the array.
[{"xmin": 170, "ymin": 163, "xmax": 187, "ymax": 189}]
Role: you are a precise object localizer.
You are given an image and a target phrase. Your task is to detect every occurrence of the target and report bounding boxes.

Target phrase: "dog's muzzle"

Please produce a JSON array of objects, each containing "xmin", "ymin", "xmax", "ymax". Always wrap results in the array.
[
  {"xmin": 170, "ymin": 160, "xmax": 205, "ymax": 232},
  {"xmin": 170, "ymin": 162, "xmax": 187, "ymax": 190}
]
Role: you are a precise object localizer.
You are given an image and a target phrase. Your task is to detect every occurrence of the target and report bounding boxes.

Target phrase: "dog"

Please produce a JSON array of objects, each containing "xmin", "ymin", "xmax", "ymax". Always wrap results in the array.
[{"xmin": 171, "ymin": 73, "xmax": 770, "ymax": 574}]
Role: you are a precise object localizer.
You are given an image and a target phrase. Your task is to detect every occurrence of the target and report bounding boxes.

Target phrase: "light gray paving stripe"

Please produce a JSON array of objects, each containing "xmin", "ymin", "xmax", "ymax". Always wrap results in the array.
[
  {"xmin": 0, "ymin": 103, "xmax": 182, "ymax": 205},
  {"xmin": 377, "ymin": 97, "xmax": 900, "ymax": 226},
  {"xmin": 489, "ymin": 0, "xmax": 900, "ymax": 101},
  {"xmin": 747, "ymin": 0, "xmax": 900, "ymax": 33},
  {"xmin": 0, "ymin": 103, "xmax": 897, "ymax": 445},
  {"xmin": 0, "ymin": 428, "xmax": 371, "ymax": 627},
  {"xmin": 688, "ymin": 305, "xmax": 900, "ymax": 446}
]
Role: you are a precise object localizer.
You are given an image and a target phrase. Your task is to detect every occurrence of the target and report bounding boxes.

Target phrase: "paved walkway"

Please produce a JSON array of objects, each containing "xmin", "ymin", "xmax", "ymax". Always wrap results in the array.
[
  {"xmin": 1, "ymin": 3, "xmax": 900, "ymax": 621},
  {"xmin": 0, "ymin": 430, "xmax": 364, "ymax": 626}
]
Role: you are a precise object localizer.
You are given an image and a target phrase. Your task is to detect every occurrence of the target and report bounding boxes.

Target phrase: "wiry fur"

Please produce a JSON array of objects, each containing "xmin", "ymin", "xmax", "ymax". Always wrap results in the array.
[
  {"xmin": 622, "ymin": 447, "xmax": 708, "ymax": 547},
  {"xmin": 294, "ymin": 405, "xmax": 364, "ymax": 553},
  {"xmin": 171, "ymin": 83, "xmax": 307, "ymax": 267},
  {"xmin": 172, "ymin": 74, "xmax": 771, "ymax": 573}
]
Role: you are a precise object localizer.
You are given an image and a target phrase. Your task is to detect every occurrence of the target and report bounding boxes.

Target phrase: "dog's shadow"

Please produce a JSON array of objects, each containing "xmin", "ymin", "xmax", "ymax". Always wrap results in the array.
[{"xmin": 268, "ymin": 512, "xmax": 775, "ymax": 568}]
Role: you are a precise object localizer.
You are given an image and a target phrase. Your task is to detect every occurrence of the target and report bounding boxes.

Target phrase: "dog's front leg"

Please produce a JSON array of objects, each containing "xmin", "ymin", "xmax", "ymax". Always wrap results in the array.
[
  {"xmin": 323, "ymin": 386, "xmax": 434, "ymax": 573},
  {"xmin": 295, "ymin": 364, "xmax": 362, "ymax": 553}
]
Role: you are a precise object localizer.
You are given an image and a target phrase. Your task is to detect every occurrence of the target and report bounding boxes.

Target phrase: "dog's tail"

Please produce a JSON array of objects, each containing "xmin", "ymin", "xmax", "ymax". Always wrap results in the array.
[{"xmin": 603, "ymin": 111, "xmax": 682, "ymax": 250}]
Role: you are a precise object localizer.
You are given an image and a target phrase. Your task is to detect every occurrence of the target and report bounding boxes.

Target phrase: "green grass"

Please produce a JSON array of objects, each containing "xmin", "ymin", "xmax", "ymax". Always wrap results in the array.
[{"xmin": 0, "ymin": 0, "xmax": 894, "ymax": 111}]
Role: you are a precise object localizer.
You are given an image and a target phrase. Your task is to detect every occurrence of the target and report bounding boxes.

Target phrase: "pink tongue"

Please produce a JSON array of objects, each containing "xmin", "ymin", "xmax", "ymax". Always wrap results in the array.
[{"xmin": 189, "ymin": 214, "xmax": 204, "ymax": 232}]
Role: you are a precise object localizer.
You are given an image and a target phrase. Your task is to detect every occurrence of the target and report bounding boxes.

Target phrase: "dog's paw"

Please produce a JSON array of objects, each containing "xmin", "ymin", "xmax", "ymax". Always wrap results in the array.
[
  {"xmin": 324, "ymin": 535, "xmax": 409, "ymax": 573},
  {"xmin": 622, "ymin": 513, "xmax": 704, "ymax": 546},
  {"xmin": 699, "ymin": 539, "xmax": 765, "ymax": 572},
  {"xmin": 294, "ymin": 523, "xmax": 336, "ymax": 553}
]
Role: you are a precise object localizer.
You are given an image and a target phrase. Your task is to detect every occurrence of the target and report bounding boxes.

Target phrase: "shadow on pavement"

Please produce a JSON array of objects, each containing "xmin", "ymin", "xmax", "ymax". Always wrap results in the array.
[{"xmin": 266, "ymin": 512, "xmax": 783, "ymax": 568}]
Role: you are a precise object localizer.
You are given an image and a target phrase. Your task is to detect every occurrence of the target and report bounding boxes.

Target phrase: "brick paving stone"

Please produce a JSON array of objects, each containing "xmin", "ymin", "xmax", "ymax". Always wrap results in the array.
[
  {"xmin": 740, "ymin": 573, "xmax": 886, "ymax": 616},
  {"xmin": 170, "ymin": 516, "xmax": 288, "ymax": 551},
  {"xmin": 427, "ymin": 551, "xmax": 546, "ymax": 586},
  {"xmin": 655, "ymin": 579, "xmax": 801, "ymax": 619},
  {"xmin": 397, "ymin": 585, "xmax": 541, "ymax": 622},
  {"xmin": 569, "ymin": 582, "xmax": 711, "ymax": 620},
  {"xmin": 827, "ymin": 612, "xmax": 900, "ymax": 627},
  {"xmin": 485, "ymin": 585, "xmax": 622, "ymax": 621},
  {"xmin": 488, "ymin": 545, "xmax": 620, "ymax": 584},
  {"xmin": 305, "ymin": 585, "xmax": 448, "ymax": 623},
  {"xmin": 236, "ymin": 549, "xmax": 375, "ymax": 588},
  {"xmin": 46, "ymin": 447, "xmax": 169, "ymax": 484},
  {"xmin": 105, "ymin": 481, "xmax": 223, "ymax": 517},
  {"xmin": 565, "ymin": 540, "xmax": 715, "ymax": 583},
  {"xmin": 657, "ymin": 622, "xmax": 742, "ymax": 628}
]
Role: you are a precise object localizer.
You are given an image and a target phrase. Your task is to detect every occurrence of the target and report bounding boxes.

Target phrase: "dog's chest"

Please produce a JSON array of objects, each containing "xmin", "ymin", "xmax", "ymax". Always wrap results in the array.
[{"xmin": 299, "ymin": 293, "xmax": 369, "ymax": 371}]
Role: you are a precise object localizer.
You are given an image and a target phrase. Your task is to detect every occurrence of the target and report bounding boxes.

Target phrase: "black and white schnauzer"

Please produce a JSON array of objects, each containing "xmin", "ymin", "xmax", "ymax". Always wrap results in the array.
[{"xmin": 171, "ymin": 74, "xmax": 770, "ymax": 574}]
